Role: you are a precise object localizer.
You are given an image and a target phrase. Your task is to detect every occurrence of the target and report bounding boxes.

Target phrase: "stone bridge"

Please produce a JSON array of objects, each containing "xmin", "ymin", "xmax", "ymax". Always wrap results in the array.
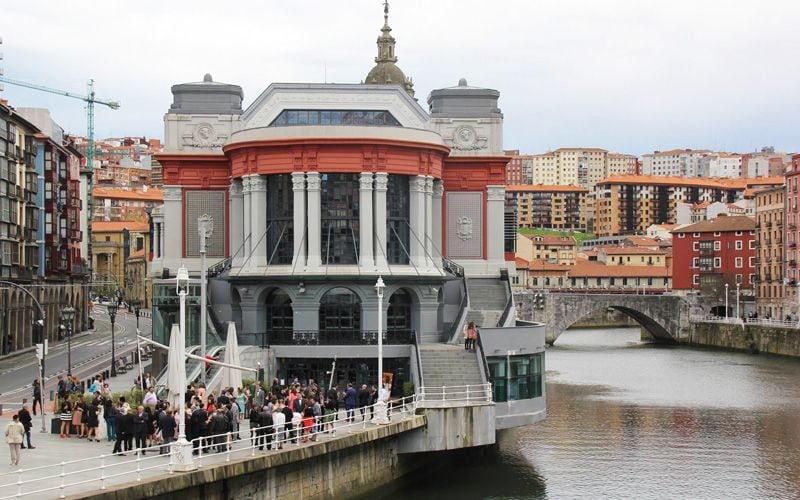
[{"xmin": 515, "ymin": 292, "xmax": 692, "ymax": 344}]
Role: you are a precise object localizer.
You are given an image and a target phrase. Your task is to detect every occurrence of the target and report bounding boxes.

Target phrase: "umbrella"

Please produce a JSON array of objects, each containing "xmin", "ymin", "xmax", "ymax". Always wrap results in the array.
[
  {"xmin": 166, "ymin": 324, "xmax": 184, "ymax": 409},
  {"xmin": 221, "ymin": 322, "xmax": 243, "ymax": 390}
]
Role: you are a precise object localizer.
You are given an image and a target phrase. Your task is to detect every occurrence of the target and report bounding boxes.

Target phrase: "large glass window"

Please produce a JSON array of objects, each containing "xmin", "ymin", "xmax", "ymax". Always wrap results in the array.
[
  {"xmin": 319, "ymin": 287, "xmax": 361, "ymax": 331},
  {"xmin": 488, "ymin": 352, "xmax": 544, "ymax": 402},
  {"xmin": 387, "ymin": 289, "xmax": 411, "ymax": 330},
  {"xmin": 265, "ymin": 288, "xmax": 293, "ymax": 331},
  {"xmin": 386, "ymin": 175, "xmax": 410, "ymax": 264},
  {"xmin": 269, "ymin": 110, "xmax": 401, "ymax": 127},
  {"xmin": 266, "ymin": 175, "xmax": 294, "ymax": 265},
  {"xmin": 321, "ymin": 174, "xmax": 359, "ymax": 265}
]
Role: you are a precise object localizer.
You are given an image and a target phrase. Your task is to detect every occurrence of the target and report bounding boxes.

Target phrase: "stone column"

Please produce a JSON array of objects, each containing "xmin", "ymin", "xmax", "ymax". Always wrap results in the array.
[
  {"xmin": 486, "ymin": 185, "xmax": 506, "ymax": 266},
  {"xmin": 306, "ymin": 172, "xmax": 322, "ymax": 269},
  {"xmin": 374, "ymin": 173, "xmax": 388, "ymax": 270},
  {"xmin": 409, "ymin": 176, "xmax": 427, "ymax": 270},
  {"xmin": 162, "ymin": 186, "xmax": 182, "ymax": 270},
  {"xmin": 291, "ymin": 172, "xmax": 307, "ymax": 269},
  {"xmin": 229, "ymin": 179, "xmax": 244, "ymax": 267},
  {"xmin": 249, "ymin": 175, "xmax": 268, "ymax": 269},
  {"xmin": 241, "ymin": 177, "xmax": 252, "ymax": 264},
  {"xmin": 359, "ymin": 173, "xmax": 375, "ymax": 270},
  {"xmin": 152, "ymin": 219, "xmax": 161, "ymax": 260},
  {"xmin": 432, "ymin": 180, "xmax": 444, "ymax": 263},
  {"xmin": 424, "ymin": 176, "xmax": 434, "ymax": 269}
]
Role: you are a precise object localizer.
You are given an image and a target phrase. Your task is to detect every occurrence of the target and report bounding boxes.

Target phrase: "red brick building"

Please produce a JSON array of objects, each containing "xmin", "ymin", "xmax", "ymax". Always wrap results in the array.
[
  {"xmin": 671, "ymin": 216, "xmax": 756, "ymax": 301},
  {"xmin": 785, "ymin": 154, "xmax": 800, "ymax": 305}
]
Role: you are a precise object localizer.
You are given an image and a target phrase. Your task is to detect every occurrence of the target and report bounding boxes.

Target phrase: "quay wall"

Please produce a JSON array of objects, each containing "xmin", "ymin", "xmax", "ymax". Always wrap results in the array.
[
  {"xmin": 77, "ymin": 416, "xmax": 428, "ymax": 500},
  {"xmin": 689, "ymin": 322, "xmax": 800, "ymax": 358}
]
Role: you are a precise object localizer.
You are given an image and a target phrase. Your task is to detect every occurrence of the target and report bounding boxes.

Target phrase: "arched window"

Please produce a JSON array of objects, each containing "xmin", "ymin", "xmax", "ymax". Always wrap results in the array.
[
  {"xmin": 265, "ymin": 289, "xmax": 293, "ymax": 331},
  {"xmin": 387, "ymin": 289, "xmax": 411, "ymax": 330},
  {"xmin": 319, "ymin": 287, "xmax": 361, "ymax": 331}
]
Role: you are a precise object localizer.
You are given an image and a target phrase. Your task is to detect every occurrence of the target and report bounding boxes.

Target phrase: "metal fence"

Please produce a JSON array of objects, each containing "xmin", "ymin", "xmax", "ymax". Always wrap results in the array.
[
  {"xmin": 691, "ymin": 315, "xmax": 800, "ymax": 329},
  {"xmin": 417, "ymin": 384, "xmax": 493, "ymax": 406}
]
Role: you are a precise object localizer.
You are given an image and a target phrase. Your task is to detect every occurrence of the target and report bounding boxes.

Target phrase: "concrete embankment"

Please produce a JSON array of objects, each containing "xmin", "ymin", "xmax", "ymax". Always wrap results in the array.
[
  {"xmin": 75, "ymin": 416, "xmax": 428, "ymax": 500},
  {"xmin": 689, "ymin": 322, "xmax": 800, "ymax": 358}
]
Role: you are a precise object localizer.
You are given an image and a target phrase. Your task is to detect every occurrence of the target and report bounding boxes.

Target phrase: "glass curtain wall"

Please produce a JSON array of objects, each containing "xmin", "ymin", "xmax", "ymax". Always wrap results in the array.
[
  {"xmin": 386, "ymin": 175, "xmax": 410, "ymax": 264},
  {"xmin": 387, "ymin": 289, "xmax": 411, "ymax": 330},
  {"xmin": 488, "ymin": 352, "xmax": 544, "ymax": 402},
  {"xmin": 319, "ymin": 287, "xmax": 361, "ymax": 331},
  {"xmin": 266, "ymin": 174, "xmax": 294, "ymax": 265},
  {"xmin": 321, "ymin": 174, "xmax": 359, "ymax": 265}
]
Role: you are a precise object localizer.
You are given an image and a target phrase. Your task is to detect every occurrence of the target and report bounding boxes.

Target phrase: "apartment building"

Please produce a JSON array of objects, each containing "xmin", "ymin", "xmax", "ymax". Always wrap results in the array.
[
  {"xmin": 754, "ymin": 186, "xmax": 785, "ymax": 319},
  {"xmin": 784, "ymin": 154, "xmax": 800, "ymax": 309},
  {"xmin": 641, "ymin": 149, "xmax": 710, "ymax": 177},
  {"xmin": 699, "ymin": 153, "xmax": 742, "ymax": 178},
  {"xmin": 506, "ymin": 184, "xmax": 587, "ymax": 230},
  {"xmin": 93, "ymin": 186, "xmax": 163, "ymax": 222},
  {"xmin": 516, "ymin": 233, "xmax": 577, "ymax": 265}
]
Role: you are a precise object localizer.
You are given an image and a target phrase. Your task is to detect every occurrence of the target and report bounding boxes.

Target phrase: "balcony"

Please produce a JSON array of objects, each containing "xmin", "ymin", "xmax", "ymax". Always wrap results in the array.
[
  {"xmin": 790, "ymin": 260, "xmax": 797, "ymax": 267},
  {"xmin": 266, "ymin": 329, "xmax": 417, "ymax": 346}
]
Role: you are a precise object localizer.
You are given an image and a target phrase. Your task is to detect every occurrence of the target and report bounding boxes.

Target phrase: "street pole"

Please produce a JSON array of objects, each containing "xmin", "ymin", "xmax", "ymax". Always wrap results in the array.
[
  {"xmin": 374, "ymin": 276, "xmax": 388, "ymax": 425},
  {"xmin": 108, "ymin": 303, "xmax": 118, "ymax": 376},
  {"xmin": 61, "ymin": 306, "xmax": 76, "ymax": 376},
  {"xmin": 173, "ymin": 265, "xmax": 196, "ymax": 471},
  {"xmin": 198, "ymin": 215, "xmax": 213, "ymax": 383},
  {"xmin": 736, "ymin": 282, "xmax": 740, "ymax": 320},
  {"xmin": 725, "ymin": 283, "xmax": 729, "ymax": 319}
]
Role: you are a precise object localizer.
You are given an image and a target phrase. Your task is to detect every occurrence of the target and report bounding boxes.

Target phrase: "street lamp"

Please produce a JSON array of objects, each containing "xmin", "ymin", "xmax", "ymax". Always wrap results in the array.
[
  {"xmin": 173, "ymin": 265, "xmax": 196, "ymax": 471},
  {"xmin": 724, "ymin": 283, "xmax": 729, "ymax": 320},
  {"xmin": 373, "ymin": 276, "xmax": 389, "ymax": 425},
  {"xmin": 60, "ymin": 306, "xmax": 76, "ymax": 376},
  {"xmin": 130, "ymin": 299, "xmax": 141, "ymax": 331},
  {"xmin": 736, "ymin": 282, "xmax": 741, "ymax": 320},
  {"xmin": 107, "ymin": 302, "xmax": 118, "ymax": 376},
  {"xmin": 198, "ymin": 214, "xmax": 213, "ymax": 383}
]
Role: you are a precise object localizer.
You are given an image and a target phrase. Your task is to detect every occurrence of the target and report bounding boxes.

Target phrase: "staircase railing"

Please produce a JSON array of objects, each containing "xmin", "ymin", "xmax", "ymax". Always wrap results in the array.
[
  {"xmin": 442, "ymin": 257, "xmax": 464, "ymax": 278},
  {"xmin": 447, "ymin": 276, "xmax": 470, "ymax": 344},
  {"xmin": 497, "ymin": 269, "xmax": 513, "ymax": 327},
  {"xmin": 414, "ymin": 327, "xmax": 425, "ymax": 390},
  {"xmin": 207, "ymin": 256, "xmax": 233, "ymax": 278},
  {"xmin": 475, "ymin": 328, "xmax": 492, "ymax": 387}
]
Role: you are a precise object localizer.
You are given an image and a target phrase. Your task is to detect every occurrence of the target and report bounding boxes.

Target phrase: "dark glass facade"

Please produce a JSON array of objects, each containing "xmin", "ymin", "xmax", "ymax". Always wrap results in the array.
[
  {"xmin": 386, "ymin": 175, "xmax": 410, "ymax": 264},
  {"xmin": 265, "ymin": 288, "xmax": 293, "ymax": 331},
  {"xmin": 269, "ymin": 109, "xmax": 401, "ymax": 127},
  {"xmin": 321, "ymin": 174, "xmax": 359, "ymax": 265},
  {"xmin": 387, "ymin": 289, "xmax": 411, "ymax": 330},
  {"xmin": 319, "ymin": 287, "xmax": 361, "ymax": 331},
  {"xmin": 266, "ymin": 174, "xmax": 294, "ymax": 265},
  {"xmin": 488, "ymin": 352, "xmax": 544, "ymax": 402}
]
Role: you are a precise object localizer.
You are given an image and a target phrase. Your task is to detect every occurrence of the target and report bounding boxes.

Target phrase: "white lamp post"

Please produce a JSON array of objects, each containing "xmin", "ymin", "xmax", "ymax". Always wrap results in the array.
[
  {"xmin": 736, "ymin": 282, "xmax": 740, "ymax": 320},
  {"xmin": 172, "ymin": 265, "xmax": 196, "ymax": 471},
  {"xmin": 198, "ymin": 215, "xmax": 213, "ymax": 383},
  {"xmin": 724, "ymin": 283, "xmax": 729, "ymax": 320},
  {"xmin": 373, "ymin": 276, "xmax": 389, "ymax": 425}
]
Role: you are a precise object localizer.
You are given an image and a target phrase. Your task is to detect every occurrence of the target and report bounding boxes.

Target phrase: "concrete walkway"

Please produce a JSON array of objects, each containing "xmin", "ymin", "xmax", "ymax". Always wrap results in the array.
[{"xmin": 0, "ymin": 404, "xmax": 417, "ymax": 499}]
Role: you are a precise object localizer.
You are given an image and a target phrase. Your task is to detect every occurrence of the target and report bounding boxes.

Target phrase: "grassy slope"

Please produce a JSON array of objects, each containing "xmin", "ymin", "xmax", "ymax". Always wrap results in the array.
[{"xmin": 517, "ymin": 227, "xmax": 596, "ymax": 244}]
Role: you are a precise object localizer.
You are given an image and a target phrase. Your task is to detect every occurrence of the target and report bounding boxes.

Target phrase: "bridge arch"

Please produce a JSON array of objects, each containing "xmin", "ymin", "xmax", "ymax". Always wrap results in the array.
[{"xmin": 557, "ymin": 305, "xmax": 673, "ymax": 344}]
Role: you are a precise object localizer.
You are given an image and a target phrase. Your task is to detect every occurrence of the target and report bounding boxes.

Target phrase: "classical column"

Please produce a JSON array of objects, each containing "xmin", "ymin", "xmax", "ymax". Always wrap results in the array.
[
  {"xmin": 486, "ymin": 185, "xmax": 506, "ymax": 266},
  {"xmin": 409, "ymin": 175, "xmax": 427, "ymax": 270},
  {"xmin": 306, "ymin": 172, "xmax": 322, "ymax": 269},
  {"xmin": 249, "ymin": 175, "xmax": 268, "ymax": 269},
  {"xmin": 152, "ymin": 219, "xmax": 161, "ymax": 260},
  {"xmin": 291, "ymin": 172, "xmax": 307, "ymax": 269},
  {"xmin": 162, "ymin": 186, "xmax": 182, "ymax": 269},
  {"xmin": 424, "ymin": 176, "xmax": 434, "ymax": 269},
  {"xmin": 374, "ymin": 173, "xmax": 388, "ymax": 270},
  {"xmin": 432, "ymin": 180, "xmax": 444, "ymax": 263},
  {"xmin": 242, "ymin": 176, "xmax": 252, "ymax": 265},
  {"xmin": 359, "ymin": 173, "xmax": 375, "ymax": 270},
  {"xmin": 229, "ymin": 179, "xmax": 244, "ymax": 268}
]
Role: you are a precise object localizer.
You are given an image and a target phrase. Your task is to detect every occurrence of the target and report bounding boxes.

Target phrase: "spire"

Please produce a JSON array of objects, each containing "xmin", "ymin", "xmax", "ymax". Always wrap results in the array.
[
  {"xmin": 376, "ymin": 0, "xmax": 397, "ymax": 64},
  {"xmin": 365, "ymin": 0, "xmax": 415, "ymax": 97}
]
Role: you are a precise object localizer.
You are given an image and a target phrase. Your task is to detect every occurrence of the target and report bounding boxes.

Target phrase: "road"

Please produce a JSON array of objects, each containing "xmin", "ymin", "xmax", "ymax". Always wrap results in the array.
[{"xmin": 0, "ymin": 304, "xmax": 152, "ymax": 406}]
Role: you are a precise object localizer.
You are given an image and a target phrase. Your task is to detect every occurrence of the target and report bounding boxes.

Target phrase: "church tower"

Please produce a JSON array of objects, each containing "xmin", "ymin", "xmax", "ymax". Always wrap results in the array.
[{"xmin": 365, "ymin": 1, "xmax": 415, "ymax": 98}]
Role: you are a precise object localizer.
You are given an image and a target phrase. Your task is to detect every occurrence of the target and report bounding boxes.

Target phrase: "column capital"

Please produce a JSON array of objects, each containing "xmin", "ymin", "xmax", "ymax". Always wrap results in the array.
[
  {"xmin": 374, "ymin": 172, "xmax": 388, "ymax": 192},
  {"xmin": 249, "ymin": 174, "xmax": 267, "ymax": 192},
  {"xmin": 306, "ymin": 172, "xmax": 321, "ymax": 191},
  {"xmin": 241, "ymin": 176, "xmax": 252, "ymax": 194},
  {"xmin": 291, "ymin": 172, "xmax": 306, "ymax": 191},
  {"xmin": 163, "ymin": 185, "xmax": 182, "ymax": 201},
  {"xmin": 359, "ymin": 172, "xmax": 374, "ymax": 190},
  {"xmin": 486, "ymin": 185, "xmax": 505, "ymax": 201},
  {"xmin": 424, "ymin": 176, "xmax": 434, "ymax": 194},
  {"xmin": 433, "ymin": 180, "xmax": 444, "ymax": 198},
  {"xmin": 409, "ymin": 176, "xmax": 426, "ymax": 193},
  {"xmin": 229, "ymin": 179, "xmax": 243, "ymax": 197}
]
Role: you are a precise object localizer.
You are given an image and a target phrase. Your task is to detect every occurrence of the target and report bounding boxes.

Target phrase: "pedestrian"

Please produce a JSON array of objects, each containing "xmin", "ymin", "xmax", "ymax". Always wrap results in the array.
[
  {"xmin": 112, "ymin": 404, "xmax": 130, "ymax": 456},
  {"xmin": 143, "ymin": 387, "xmax": 157, "ymax": 406},
  {"xmin": 73, "ymin": 395, "xmax": 86, "ymax": 438},
  {"xmin": 103, "ymin": 396, "xmax": 116, "ymax": 442},
  {"xmin": 236, "ymin": 387, "xmax": 246, "ymax": 422},
  {"xmin": 344, "ymin": 383, "xmax": 357, "ymax": 423},
  {"xmin": 133, "ymin": 405, "xmax": 148, "ymax": 455},
  {"xmin": 17, "ymin": 404, "xmax": 33, "ymax": 449},
  {"xmin": 32, "ymin": 379, "xmax": 42, "ymax": 416},
  {"xmin": 157, "ymin": 409, "xmax": 176, "ymax": 455},
  {"xmin": 85, "ymin": 398, "xmax": 100, "ymax": 442},
  {"xmin": 272, "ymin": 401, "xmax": 286, "ymax": 450},
  {"xmin": 324, "ymin": 384, "xmax": 339, "ymax": 434},
  {"xmin": 5, "ymin": 415, "xmax": 24, "ymax": 466},
  {"xmin": 229, "ymin": 397, "xmax": 240, "ymax": 440},
  {"xmin": 190, "ymin": 403, "xmax": 208, "ymax": 455},
  {"xmin": 56, "ymin": 375, "xmax": 67, "ymax": 410},
  {"xmin": 254, "ymin": 382, "xmax": 265, "ymax": 408},
  {"xmin": 465, "ymin": 321, "xmax": 477, "ymax": 350},
  {"xmin": 257, "ymin": 404, "xmax": 273, "ymax": 451},
  {"xmin": 59, "ymin": 395, "xmax": 73, "ymax": 438},
  {"xmin": 301, "ymin": 400, "xmax": 314, "ymax": 442}
]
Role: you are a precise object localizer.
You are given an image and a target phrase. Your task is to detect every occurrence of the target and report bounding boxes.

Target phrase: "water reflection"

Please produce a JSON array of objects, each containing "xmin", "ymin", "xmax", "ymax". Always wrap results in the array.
[{"xmin": 391, "ymin": 327, "xmax": 800, "ymax": 499}]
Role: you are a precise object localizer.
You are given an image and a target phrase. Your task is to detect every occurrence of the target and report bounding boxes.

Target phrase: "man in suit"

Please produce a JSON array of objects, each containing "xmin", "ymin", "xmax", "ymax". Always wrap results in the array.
[
  {"xmin": 112, "ymin": 404, "xmax": 132, "ymax": 455},
  {"xmin": 157, "ymin": 409, "xmax": 176, "ymax": 455},
  {"xmin": 257, "ymin": 405, "xmax": 273, "ymax": 451},
  {"xmin": 132, "ymin": 405, "xmax": 148, "ymax": 455},
  {"xmin": 190, "ymin": 403, "xmax": 208, "ymax": 454},
  {"xmin": 17, "ymin": 403, "xmax": 33, "ymax": 449}
]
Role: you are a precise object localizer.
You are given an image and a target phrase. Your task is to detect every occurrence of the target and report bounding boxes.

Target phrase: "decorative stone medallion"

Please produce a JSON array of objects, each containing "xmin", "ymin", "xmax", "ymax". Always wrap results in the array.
[{"xmin": 457, "ymin": 216, "xmax": 473, "ymax": 241}]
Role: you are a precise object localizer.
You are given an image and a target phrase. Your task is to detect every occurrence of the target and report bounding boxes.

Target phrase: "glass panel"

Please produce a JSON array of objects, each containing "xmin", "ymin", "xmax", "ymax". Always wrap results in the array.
[
  {"xmin": 268, "ymin": 109, "xmax": 401, "ymax": 127},
  {"xmin": 319, "ymin": 287, "xmax": 361, "ymax": 331},
  {"xmin": 387, "ymin": 175, "xmax": 410, "ymax": 264},
  {"xmin": 387, "ymin": 289, "xmax": 411, "ymax": 330},
  {"xmin": 321, "ymin": 174, "xmax": 359, "ymax": 265},
  {"xmin": 266, "ymin": 174, "xmax": 294, "ymax": 265}
]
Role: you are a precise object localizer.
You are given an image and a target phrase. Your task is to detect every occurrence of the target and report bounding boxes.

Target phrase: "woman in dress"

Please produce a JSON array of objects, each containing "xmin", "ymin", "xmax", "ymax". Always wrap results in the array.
[
  {"xmin": 96, "ymin": 396, "xmax": 107, "ymax": 441},
  {"xmin": 72, "ymin": 395, "xmax": 86, "ymax": 438},
  {"xmin": 236, "ymin": 388, "xmax": 246, "ymax": 422},
  {"xmin": 85, "ymin": 398, "xmax": 99, "ymax": 442},
  {"xmin": 59, "ymin": 395, "xmax": 73, "ymax": 438}
]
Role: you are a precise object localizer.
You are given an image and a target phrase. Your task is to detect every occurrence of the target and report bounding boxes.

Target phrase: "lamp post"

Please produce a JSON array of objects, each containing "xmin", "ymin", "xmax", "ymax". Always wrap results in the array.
[
  {"xmin": 173, "ymin": 265, "xmax": 196, "ymax": 470},
  {"xmin": 107, "ymin": 302, "xmax": 118, "ymax": 376},
  {"xmin": 736, "ymin": 282, "xmax": 741, "ymax": 320},
  {"xmin": 373, "ymin": 276, "xmax": 389, "ymax": 425},
  {"xmin": 61, "ymin": 306, "xmax": 75, "ymax": 376},
  {"xmin": 198, "ymin": 215, "xmax": 213, "ymax": 383},
  {"xmin": 724, "ymin": 283, "xmax": 729, "ymax": 319},
  {"xmin": 130, "ymin": 299, "xmax": 141, "ymax": 331}
]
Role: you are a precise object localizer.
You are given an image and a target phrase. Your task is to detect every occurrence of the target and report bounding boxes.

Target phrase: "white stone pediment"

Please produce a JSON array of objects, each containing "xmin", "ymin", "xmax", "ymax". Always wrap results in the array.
[{"xmin": 240, "ymin": 83, "xmax": 429, "ymax": 130}]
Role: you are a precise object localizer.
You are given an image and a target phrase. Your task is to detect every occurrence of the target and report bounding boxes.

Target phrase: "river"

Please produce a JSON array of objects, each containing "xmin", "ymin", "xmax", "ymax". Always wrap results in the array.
[{"xmin": 390, "ymin": 327, "xmax": 800, "ymax": 499}]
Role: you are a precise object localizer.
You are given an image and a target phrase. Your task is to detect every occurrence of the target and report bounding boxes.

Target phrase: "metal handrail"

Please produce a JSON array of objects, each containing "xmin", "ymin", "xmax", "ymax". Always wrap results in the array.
[
  {"xmin": 266, "ymin": 329, "xmax": 417, "ymax": 346},
  {"xmin": 497, "ymin": 269, "xmax": 513, "ymax": 327},
  {"xmin": 417, "ymin": 383, "xmax": 492, "ymax": 405},
  {"xmin": 475, "ymin": 331, "xmax": 492, "ymax": 387},
  {"xmin": 413, "ymin": 327, "xmax": 425, "ymax": 390},
  {"xmin": 447, "ymin": 276, "xmax": 470, "ymax": 344}
]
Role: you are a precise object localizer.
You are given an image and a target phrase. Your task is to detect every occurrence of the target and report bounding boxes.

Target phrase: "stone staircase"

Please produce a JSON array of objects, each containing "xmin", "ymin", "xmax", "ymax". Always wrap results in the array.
[
  {"xmin": 465, "ymin": 278, "xmax": 508, "ymax": 328},
  {"xmin": 418, "ymin": 344, "xmax": 485, "ymax": 399}
]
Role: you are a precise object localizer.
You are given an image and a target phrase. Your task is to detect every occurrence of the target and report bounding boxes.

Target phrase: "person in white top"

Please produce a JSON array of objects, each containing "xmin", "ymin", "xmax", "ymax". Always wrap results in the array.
[
  {"xmin": 272, "ymin": 404, "xmax": 286, "ymax": 450},
  {"xmin": 5, "ymin": 415, "xmax": 25, "ymax": 466}
]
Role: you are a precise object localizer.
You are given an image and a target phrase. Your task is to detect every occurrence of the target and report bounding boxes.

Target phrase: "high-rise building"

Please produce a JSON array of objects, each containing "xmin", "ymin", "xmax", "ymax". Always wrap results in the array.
[{"xmin": 505, "ymin": 185, "xmax": 587, "ymax": 230}]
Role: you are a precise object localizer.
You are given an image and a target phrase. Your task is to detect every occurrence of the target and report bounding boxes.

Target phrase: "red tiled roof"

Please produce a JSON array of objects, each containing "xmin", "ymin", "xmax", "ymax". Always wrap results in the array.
[
  {"xmin": 92, "ymin": 221, "xmax": 150, "ymax": 232},
  {"xmin": 506, "ymin": 184, "xmax": 588, "ymax": 193},
  {"xmin": 570, "ymin": 259, "xmax": 671, "ymax": 277},
  {"xmin": 598, "ymin": 246, "xmax": 666, "ymax": 255},
  {"xmin": 521, "ymin": 234, "xmax": 578, "ymax": 246},
  {"xmin": 92, "ymin": 187, "xmax": 163, "ymax": 202},
  {"xmin": 672, "ymin": 215, "xmax": 755, "ymax": 233},
  {"xmin": 624, "ymin": 236, "xmax": 662, "ymax": 247}
]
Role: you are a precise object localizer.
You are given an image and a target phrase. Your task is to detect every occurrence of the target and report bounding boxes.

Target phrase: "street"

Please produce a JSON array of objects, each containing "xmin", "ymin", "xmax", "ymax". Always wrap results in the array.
[{"xmin": 0, "ymin": 305, "xmax": 151, "ymax": 407}]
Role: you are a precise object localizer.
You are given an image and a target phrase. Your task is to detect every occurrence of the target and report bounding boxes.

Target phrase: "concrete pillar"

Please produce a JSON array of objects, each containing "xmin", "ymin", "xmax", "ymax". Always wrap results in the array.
[
  {"xmin": 374, "ymin": 173, "xmax": 388, "ymax": 271},
  {"xmin": 432, "ymin": 180, "xmax": 444, "ymax": 263},
  {"xmin": 424, "ymin": 176, "xmax": 434, "ymax": 269},
  {"xmin": 162, "ymin": 186, "xmax": 183, "ymax": 268},
  {"xmin": 486, "ymin": 185, "xmax": 506, "ymax": 267},
  {"xmin": 242, "ymin": 177, "xmax": 252, "ymax": 264},
  {"xmin": 306, "ymin": 172, "xmax": 322, "ymax": 269},
  {"xmin": 249, "ymin": 175, "xmax": 268, "ymax": 269},
  {"xmin": 229, "ymin": 179, "xmax": 244, "ymax": 267},
  {"xmin": 409, "ymin": 176, "xmax": 427, "ymax": 270},
  {"xmin": 291, "ymin": 172, "xmax": 307, "ymax": 270},
  {"xmin": 152, "ymin": 219, "xmax": 161, "ymax": 260},
  {"xmin": 359, "ymin": 173, "xmax": 375, "ymax": 270}
]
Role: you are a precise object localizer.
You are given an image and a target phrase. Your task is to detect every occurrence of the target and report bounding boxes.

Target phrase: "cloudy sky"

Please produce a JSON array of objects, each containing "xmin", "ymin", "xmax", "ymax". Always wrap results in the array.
[{"xmin": 2, "ymin": 0, "xmax": 799, "ymax": 155}]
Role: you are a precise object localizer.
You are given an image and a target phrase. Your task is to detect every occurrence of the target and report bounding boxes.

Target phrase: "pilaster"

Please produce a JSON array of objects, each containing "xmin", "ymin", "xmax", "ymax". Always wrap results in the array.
[
  {"xmin": 249, "ymin": 175, "xmax": 268, "ymax": 268},
  {"xmin": 229, "ymin": 179, "xmax": 244, "ymax": 268},
  {"xmin": 486, "ymin": 185, "xmax": 506, "ymax": 265},
  {"xmin": 432, "ymin": 180, "xmax": 444, "ymax": 263},
  {"xmin": 241, "ymin": 176, "xmax": 252, "ymax": 265},
  {"xmin": 306, "ymin": 172, "xmax": 322, "ymax": 269},
  {"xmin": 162, "ymin": 185, "xmax": 183, "ymax": 268},
  {"xmin": 359, "ymin": 173, "xmax": 375, "ymax": 270},
  {"xmin": 409, "ymin": 176, "xmax": 427, "ymax": 270},
  {"xmin": 374, "ymin": 173, "xmax": 389, "ymax": 271},
  {"xmin": 291, "ymin": 172, "xmax": 307, "ymax": 269},
  {"xmin": 424, "ymin": 176, "xmax": 434, "ymax": 269}
]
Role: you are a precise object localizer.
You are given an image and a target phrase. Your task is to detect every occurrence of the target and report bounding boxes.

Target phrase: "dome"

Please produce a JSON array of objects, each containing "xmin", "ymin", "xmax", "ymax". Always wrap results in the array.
[
  {"xmin": 363, "ymin": 1, "xmax": 415, "ymax": 98},
  {"xmin": 366, "ymin": 62, "xmax": 408, "ymax": 87}
]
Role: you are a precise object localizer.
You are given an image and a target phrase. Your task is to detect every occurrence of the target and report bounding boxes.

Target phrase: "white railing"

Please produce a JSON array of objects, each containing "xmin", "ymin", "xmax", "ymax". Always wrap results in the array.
[
  {"xmin": 690, "ymin": 315, "xmax": 741, "ymax": 324},
  {"xmin": 692, "ymin": 315, "xmax": 800, "ymax": 329},
  {"xmin": 745, "ymin": 317, "xmax": 800, "ymax": 329},
  {"xmin": 0, "ymin": 395, "xmax": 419, "ymax": 499},
  {"xmin": 417, "ymin": 384, "xmax": 492, "ymax": 406}
]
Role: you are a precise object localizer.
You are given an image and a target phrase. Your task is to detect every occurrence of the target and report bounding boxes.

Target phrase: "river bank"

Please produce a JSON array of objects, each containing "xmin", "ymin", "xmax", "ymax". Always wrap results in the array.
[{"xmin": 690, "ymin": 321, "xmax": 800, "ymax": 357}]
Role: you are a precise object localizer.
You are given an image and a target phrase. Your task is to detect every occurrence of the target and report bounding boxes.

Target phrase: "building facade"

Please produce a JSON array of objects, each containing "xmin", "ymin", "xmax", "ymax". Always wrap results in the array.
[
  {"xmin": 641, "ymin": 149, "xmax": 710, "ymax": 177},
  {"xmin": 784, "ymin": 154, "xmax": 800, "ymax": 312},
  {"xmin": 506, "ymin": 184, "xmax": 587, "ymax": 230},
  {"xmin": 754, "ymin": 186, "xmax": 785, "ymax": 319}
]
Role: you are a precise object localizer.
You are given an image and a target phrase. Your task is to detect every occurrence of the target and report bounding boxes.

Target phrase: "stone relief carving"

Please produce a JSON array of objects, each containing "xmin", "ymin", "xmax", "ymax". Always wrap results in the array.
[
  {"xmin": 291, "ymin": 173, "xmax": 306, "ymax": 191},
  {"xmin": 486, "ymin": 186, "xmax": 506, "ymax": 201},
  {"xmin": 424, "ymin": 176, "xmax": 434, "ymax": 194},
  {"xmin": 457, "ymin": 216, "xmax": 473, "ymax": 241},
  {"xmin": 229, "ymin": 180, "xmax": 243, "ymax": 197},
  {"xmin": 306, "ymin": 173, "xmax": 322, "ymax": 190},
  {"xmin": 180, "ymin": 121, "xmax": 229, "ymax": 150},
  {"xmin": 359, "ymin": 173, "xmax": 374, "ymax": 190},
  {"xmin": 374, "ymin": 172, "xmax": 389, "ymax": 191},
  {"xmin": 409, "ymin": 176, "xmax": 426, "ymax": 192},
  {"xmin": 248, "ymin": 175, "xmax": 267, "ymax": 191},
  {"xmin": 433, "ymin": 181, "xmax": 445, "ymax": 197},
  {"xmin": 449, "ymin": 124, "xmax": 488, "ymax": 151}
]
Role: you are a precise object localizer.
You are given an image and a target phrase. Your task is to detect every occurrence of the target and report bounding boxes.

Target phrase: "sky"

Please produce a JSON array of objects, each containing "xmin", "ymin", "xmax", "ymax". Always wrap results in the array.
[{"xmin": 2, "ymin": 0, "xmax": 799, "ymax": 156}]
